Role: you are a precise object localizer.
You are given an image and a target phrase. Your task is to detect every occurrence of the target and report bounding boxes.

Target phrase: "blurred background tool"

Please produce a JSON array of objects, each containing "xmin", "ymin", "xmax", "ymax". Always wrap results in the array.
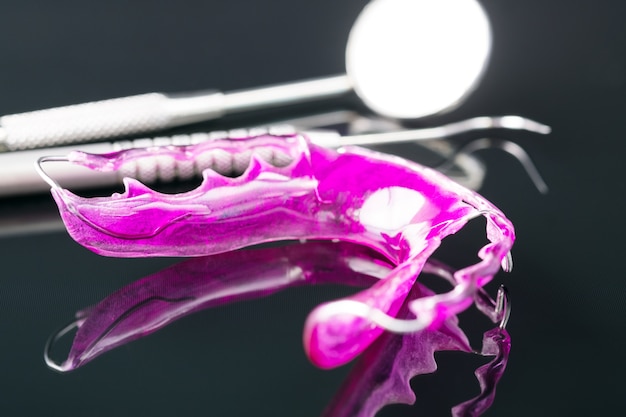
[{"xmin": 0, "ymin": 0, "xmax": 491, "ymax": 152}]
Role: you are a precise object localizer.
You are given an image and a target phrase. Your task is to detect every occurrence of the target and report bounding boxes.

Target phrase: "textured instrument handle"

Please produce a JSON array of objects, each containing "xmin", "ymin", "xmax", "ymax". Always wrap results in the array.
[
  {"xmin": 0, "ymin": 93, "xmax": 175, "ymax": 151},
  {"xmin": 0, "ymin": 76, "xmax": 350, "ymax": 152}
]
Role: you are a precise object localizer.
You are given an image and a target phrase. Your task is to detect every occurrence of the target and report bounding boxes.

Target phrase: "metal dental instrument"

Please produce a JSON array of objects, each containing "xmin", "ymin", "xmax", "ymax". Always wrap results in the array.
[
  {"xmin": 0, "ymin": 0, "xmax": 492, "ymax": 152},
  {"xmin": 436, "ymin": 137, "xmax": 550, "ymax": 194},
  {"xmin": 30, "ymin": 115, "xmax": 549, "ymax": 197}
]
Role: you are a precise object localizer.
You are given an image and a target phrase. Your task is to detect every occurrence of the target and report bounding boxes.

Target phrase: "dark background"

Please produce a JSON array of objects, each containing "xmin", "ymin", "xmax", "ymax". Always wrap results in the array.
[{"xmin": 0, "ymin": 1, "xmax": 624, "ymax": 416}]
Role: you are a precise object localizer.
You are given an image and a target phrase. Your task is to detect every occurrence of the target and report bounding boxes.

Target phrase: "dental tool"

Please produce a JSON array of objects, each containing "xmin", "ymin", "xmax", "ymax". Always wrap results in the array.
[
  {"xmin": 29, "ymin": 115, "xmax": 548, "ymax": 197},
  {"xmin": 0, "ymin": 0, "xmax": 492, "ymax": 152}
]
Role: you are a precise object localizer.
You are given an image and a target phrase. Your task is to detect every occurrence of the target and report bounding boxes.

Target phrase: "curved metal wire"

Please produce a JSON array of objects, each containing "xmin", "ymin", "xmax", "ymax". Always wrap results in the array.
[{"xmin": 43, "ymin": 318, "xmax": 80, "ymax": 373}]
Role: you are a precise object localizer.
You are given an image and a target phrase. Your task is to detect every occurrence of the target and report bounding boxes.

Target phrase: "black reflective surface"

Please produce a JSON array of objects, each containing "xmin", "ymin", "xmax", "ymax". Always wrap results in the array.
[{"xmin": 0, "ymin": 1, "xmax": 624, "ymax": 416}]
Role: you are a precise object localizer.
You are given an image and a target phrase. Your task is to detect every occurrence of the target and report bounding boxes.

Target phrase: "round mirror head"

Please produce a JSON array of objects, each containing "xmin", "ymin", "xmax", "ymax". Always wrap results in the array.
[{"xmin": 346, "ymin": 0, "xmax": 492, "ymax": 119}]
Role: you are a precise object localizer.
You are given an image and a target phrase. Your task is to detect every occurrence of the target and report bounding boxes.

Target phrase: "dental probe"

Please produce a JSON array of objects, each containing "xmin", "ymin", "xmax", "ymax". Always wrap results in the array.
[
  {"xmin": 0, "ymin": 0, "xmax": 491, "ymax": 152},
  {"xmin": 0, "ymin": 115, "xmax": 547, "ymax": 197}
]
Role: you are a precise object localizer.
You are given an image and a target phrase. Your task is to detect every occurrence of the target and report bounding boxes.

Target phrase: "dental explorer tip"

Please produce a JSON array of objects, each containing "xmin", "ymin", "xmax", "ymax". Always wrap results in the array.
[{"xmin": 498, "ymin": 116, "xmax": 552, "ymax": 135}]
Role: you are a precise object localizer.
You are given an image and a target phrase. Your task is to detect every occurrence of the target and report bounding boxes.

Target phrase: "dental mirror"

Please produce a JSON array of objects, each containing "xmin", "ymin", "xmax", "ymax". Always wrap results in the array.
[
  {"xmin": 346, "ymin": 0, "xmax": 491, "ymax": 119},
  {"xmin": 0, "ymin": 0, "xmax": 493, "ymax": 151}
]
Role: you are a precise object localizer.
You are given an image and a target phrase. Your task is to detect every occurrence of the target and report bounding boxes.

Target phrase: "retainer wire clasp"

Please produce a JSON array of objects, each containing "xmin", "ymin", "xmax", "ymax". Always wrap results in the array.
[
  {"xmin": 35, "ymin": 156, "xmax": 69, "ymax": 191},
  {"xmin": 44, "ymin": 318, "xmax": 81, "ymax": 373},
  {"xmin": 495, "ymin": 285, "xmax": 511, "ymax": 330}
]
